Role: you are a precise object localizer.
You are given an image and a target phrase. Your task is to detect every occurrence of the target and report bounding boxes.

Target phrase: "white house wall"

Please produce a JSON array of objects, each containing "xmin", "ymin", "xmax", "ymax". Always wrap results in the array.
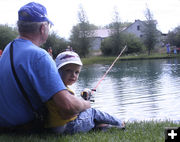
[
  {"xmin": 122, "ymin": 20, "xmax": 144, "ymax": 38},
  {"xmin": 90, "ymin": 37, "xmax": 102, "ymax": 51}
]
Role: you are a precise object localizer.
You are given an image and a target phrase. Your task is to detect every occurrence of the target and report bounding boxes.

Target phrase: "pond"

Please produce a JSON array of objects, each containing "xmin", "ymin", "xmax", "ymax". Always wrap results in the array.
[{"xmin": 70, "ymin": 58, "xmax": 180, "ymax": 122}]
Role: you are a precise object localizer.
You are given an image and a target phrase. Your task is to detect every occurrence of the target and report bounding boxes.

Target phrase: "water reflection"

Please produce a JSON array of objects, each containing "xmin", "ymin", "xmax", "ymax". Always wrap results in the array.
[{"xmin": 71, "ymin": 58, "xmax": 180, "ymax": 121}]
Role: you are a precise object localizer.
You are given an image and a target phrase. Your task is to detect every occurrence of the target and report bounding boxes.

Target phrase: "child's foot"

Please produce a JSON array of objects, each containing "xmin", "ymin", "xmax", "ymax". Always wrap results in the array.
[
  {"xmin": 94, "ymin": 122, "xmax": 125, "ymax": 132},
  {"xmin": 106, "ymin": 122, "xmax": 126, "ymax": 130}
]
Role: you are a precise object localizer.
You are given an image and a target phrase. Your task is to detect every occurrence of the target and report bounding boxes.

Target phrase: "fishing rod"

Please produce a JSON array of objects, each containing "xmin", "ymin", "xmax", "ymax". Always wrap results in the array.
[
  {"xmin": 93, "ymin": 45, "xmax": 127, "ymax": 91},
  {"xmin": 81, "ymin": 45, "xmax": 127, "ymax": 101}
]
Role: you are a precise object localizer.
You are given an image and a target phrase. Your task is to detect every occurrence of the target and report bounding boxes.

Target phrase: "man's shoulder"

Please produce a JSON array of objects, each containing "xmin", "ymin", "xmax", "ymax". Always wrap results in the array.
[
  {"xmin": 15, "ymin": 39, "xmax": 49, "ymax": 59},
  {"xmin": 14, "ymin": 39, "xmax": 52, "ymax": 69},
  {"xmin": 29, "ymin": 45, "xmax": 48, "ymax": 59}
]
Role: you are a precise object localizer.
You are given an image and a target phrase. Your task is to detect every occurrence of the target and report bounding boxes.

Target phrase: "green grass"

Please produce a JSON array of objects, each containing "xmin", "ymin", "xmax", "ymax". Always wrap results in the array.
[
  {"xmin": 82, "ymin": 53, "xmax": 180, "ymax": 65},
  {"xmin": 0, "ymin": 121, "xmax": 179, "ymax": 142}
]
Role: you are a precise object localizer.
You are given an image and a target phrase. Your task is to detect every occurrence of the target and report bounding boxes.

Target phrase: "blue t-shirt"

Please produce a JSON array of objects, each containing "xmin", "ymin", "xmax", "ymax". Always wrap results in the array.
[{"xmin": 0, "ymin": 39, "xmax": 66, "ymax": 127}]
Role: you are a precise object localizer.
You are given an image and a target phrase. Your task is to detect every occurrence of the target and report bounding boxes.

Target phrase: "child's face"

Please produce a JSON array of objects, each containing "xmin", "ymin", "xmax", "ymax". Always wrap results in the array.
[{"xmin": 59, "ymin": 63, "xmax": 81, "ymax": 86}]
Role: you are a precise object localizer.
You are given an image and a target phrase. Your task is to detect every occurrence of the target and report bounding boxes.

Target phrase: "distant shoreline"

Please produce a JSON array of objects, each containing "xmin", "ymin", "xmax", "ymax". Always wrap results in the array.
[{"xmin": 82, "ymin": 53, "xmax": 180, "ymax": 65}]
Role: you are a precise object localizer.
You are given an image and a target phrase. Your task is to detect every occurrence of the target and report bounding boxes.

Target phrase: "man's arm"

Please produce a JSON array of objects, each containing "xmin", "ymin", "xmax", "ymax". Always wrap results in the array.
[{"xmin": 52, "ymin": 90, "xmax": 91, "ymax": 119}]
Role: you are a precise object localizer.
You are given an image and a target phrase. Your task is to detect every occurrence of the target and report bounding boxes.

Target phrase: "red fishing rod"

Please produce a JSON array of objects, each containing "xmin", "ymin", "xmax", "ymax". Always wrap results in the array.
[
  {"xmin": 81, "ymin": 45, "xmax": 127, "ymax": 101},
  {"xmin": 93, "ymin": 45, "xmax": 127, "ymax": 92}
]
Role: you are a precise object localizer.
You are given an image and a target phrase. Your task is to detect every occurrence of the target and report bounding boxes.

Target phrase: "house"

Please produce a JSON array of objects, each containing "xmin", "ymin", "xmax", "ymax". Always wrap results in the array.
[
  {"xmin": 90, "ymin": 19, "xmax": 164, "ymax": 51},
  {"xmin": 90, "ymin": 29, "xmax": 111, "ymax": 50},
  {"xmin": 121, "ymin": 19, "xmax": 145, "ymax": 38},
  {"xmin": 90, "ymin": 20, "xmax": 146, "ymax": 51}
]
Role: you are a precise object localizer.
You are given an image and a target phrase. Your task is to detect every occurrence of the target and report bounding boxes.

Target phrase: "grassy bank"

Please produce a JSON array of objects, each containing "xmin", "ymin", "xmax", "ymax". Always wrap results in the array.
[
  {"xmin": 82, "ymin": 53, "xmax": 180, "ymax": 65},
  {"xmin": 0, "ymin": 121, "xmax": 179, "ymax": 142}
]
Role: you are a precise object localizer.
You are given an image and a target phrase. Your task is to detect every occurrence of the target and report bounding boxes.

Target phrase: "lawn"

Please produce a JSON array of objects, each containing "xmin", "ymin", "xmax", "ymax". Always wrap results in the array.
[{"xmin": 0, "ymin": 121, "xmax": 179, "ymax": 142}]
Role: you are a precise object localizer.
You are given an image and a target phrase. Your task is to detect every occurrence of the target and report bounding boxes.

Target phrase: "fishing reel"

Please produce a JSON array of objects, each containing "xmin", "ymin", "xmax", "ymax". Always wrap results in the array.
[{"xmin": 81, "ymin": 88, "xmax": 96, "ymax": 102}]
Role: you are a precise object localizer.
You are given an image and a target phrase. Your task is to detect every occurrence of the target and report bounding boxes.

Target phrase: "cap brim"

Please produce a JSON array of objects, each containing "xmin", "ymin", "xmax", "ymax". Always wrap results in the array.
[
  {"xmin": 57, "ymin": 61, "xmax": 82, "ymax": 69},
  {"xmin": 48, "ymin": 20, "xmax": 53, "ymax": 26}
]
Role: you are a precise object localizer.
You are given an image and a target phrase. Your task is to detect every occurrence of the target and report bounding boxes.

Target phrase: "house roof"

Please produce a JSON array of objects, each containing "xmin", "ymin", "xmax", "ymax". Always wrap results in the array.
[
  {"xmin": 92, "ymin": 29, "xmax": 111, "ymax": 38},
  {"xmin": 122, "ymin": 19, "xmax": 144, "ymax": 32},
  {"xmin": 91, "ymin": 19, "xmax": 159, "ymax": 38}
]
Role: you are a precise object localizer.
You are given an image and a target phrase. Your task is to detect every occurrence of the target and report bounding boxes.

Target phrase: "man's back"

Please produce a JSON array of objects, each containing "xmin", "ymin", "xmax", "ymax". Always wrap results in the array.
[
  {"xmin": 0, "ymin": 38, "xmax": 64, "ymax": 127},
  {"xmin": 0, "ymin": 2, "xmax": 91, "ymax": 130}
]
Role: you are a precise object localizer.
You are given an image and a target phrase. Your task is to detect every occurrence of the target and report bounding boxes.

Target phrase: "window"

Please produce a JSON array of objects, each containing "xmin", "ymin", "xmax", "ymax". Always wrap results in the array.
[{"xmin": 137, "ymin": 25, "xmax": 140, "ymax": 30}]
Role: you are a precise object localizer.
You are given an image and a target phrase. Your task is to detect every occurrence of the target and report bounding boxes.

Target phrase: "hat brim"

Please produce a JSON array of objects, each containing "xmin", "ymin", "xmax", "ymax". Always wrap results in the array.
[
  {"xmin": 57, "ymin": 61, "xmax": 82, "ymax": 69},
  {"xmin": 47, "ymin": 19, "xmax": 53, "ymax": 26}
]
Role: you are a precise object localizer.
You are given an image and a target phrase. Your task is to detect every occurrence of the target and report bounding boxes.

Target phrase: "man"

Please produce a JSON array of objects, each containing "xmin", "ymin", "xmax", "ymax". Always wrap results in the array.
[{"xmin": 0, "ymin": 2, "xmax": 90, "ymax": 132}]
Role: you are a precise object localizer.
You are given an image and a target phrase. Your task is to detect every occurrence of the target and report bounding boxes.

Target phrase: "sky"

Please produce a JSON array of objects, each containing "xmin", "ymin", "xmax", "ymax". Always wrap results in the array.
[{"xmin": 0, "ymin": 0, "xmax": 180, "ymax": 39}]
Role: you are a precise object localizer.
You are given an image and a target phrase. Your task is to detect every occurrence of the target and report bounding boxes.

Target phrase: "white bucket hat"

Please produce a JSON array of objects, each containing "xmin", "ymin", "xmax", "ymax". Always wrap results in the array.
[{"xmin": 55, "ymin": 51, "xmax": 83, "ymax": 69}]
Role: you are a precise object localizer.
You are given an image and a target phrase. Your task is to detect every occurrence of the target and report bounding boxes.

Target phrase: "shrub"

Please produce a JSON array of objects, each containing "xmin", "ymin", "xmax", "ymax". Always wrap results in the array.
[
  {"xmin": 101, "ymin": 33, "xmax": 144, "ymax": 56},
  {"xmin": 123, "ymin": 34, "xmax": 144, "ymax": 54},
  {"xmin": 101, "ymin": 38, "xmax": 113, "ymax": 56}
]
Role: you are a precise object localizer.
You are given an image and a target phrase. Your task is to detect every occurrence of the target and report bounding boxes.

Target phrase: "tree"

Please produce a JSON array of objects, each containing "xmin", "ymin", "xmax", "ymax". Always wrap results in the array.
[
  {"xmin": 0, "ymin": 24, "xmax": 18, "ymax": 50},
  {"xmin": 42, "ymin": 32, "xmax": 68, "ymax": 58},
  {"xmin": 101, "ymin": 8, "xmax": 125, "ymax": 56},
  {"xmin": 142, "ymin": 7, "xmax": 159, "ymax": 55},
  {"xmin": 166, "ymin": 26, "xmax": 180, "ymax": 47},
  {"xmin": 173, "ymin": 26, "xmax": 180, "ymax": 47},
  {"xmin": 70, "ymin": 5, "xmax": 94, "ymax": 57},
  {"xmin": 110, "ymin": 7, "xmax": 124, "ymax": 55}
]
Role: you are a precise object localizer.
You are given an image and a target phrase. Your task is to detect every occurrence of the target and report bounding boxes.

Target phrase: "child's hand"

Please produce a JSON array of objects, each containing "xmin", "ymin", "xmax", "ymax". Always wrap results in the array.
[{"xmin": 81, "ymin": 88, "xmax": 92, "ymax": 100}]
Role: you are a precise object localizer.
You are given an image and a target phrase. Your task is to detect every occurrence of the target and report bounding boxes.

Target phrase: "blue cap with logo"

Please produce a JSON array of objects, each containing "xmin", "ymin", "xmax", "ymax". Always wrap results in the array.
[{"xmin": 18, "ymin": 2, "xmax": 53, "ymax": 25}]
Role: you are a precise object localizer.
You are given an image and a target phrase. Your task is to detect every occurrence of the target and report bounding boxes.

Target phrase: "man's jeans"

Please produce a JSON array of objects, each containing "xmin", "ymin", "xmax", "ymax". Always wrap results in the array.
[{"xmin": 53, "ymin": 108, "xmax": 123, "ymax": 134}]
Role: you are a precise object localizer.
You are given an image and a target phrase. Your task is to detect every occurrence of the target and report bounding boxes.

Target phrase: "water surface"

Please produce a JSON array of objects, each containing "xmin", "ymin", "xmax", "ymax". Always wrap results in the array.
[{"xmin": 71, "ymin": 58, "xmax": 180, "ymax": 122}]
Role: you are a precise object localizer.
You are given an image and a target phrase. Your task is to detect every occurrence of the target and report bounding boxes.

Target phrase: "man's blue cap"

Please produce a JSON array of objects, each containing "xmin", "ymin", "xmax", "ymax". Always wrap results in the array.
[{"xmin": 18, "ymin": 2, "xmax": 53, "ymax": 25}]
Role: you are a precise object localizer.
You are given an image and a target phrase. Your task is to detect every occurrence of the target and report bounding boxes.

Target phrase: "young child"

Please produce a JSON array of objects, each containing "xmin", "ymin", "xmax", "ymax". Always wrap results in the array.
[{"xmin": 46, "ymin": 51, "xmax": 125, "ymax": 134}]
